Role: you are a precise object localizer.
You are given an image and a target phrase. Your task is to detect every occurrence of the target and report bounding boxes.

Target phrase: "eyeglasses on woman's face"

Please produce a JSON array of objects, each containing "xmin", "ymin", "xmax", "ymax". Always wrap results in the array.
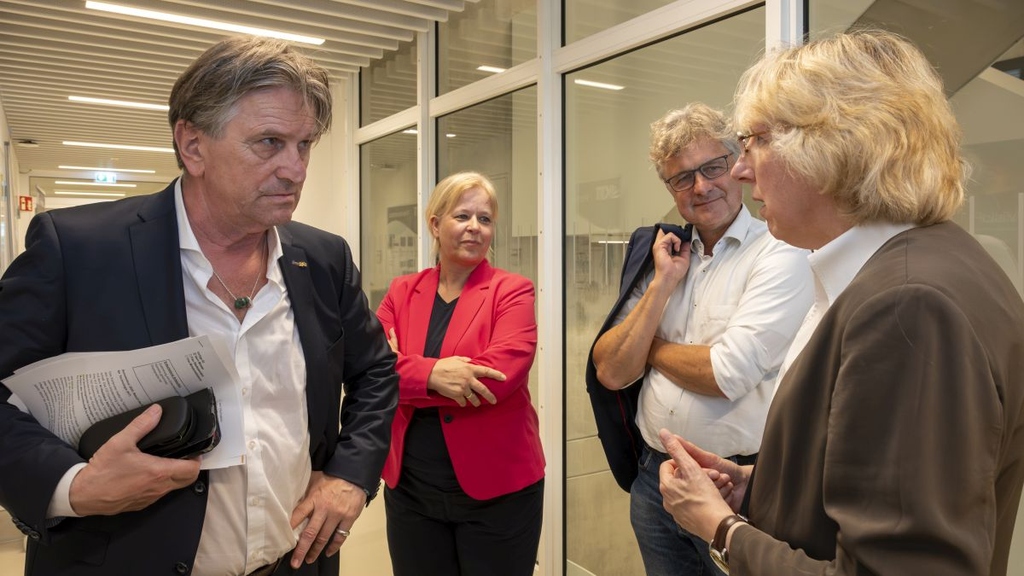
[
  {"xmin": 662, "ymin": 153, "xmax": 733, "ymax": 193},
  {"xmin": 737, "ymin": 130, "xmax": 770, "ymax": 153}
]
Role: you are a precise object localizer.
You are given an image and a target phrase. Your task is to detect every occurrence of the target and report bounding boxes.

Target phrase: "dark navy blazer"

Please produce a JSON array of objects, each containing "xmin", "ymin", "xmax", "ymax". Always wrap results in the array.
[
  {"xmin": 0, "ymin": 181, "xmax": 398, "ymax": 575},
  {"xmin": 585, "ymin": 223, "xmax": 691, "ymax": 492}
]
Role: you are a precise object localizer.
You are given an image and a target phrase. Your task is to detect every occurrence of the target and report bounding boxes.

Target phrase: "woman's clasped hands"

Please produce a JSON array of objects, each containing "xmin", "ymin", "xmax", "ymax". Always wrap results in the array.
[
  {"xmin": 388, "ymin": 327, "xmax": 503, "ymax": 407},
  {"xmin": 428, "ymin": 356, "xmax": 502, "ymax": 407}
]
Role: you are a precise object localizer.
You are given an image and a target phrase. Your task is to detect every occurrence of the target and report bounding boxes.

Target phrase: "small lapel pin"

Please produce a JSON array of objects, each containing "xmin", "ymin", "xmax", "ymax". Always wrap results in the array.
[{"xmin": 292, "ymin": 260, "xmax": 308, "ymax": 268}]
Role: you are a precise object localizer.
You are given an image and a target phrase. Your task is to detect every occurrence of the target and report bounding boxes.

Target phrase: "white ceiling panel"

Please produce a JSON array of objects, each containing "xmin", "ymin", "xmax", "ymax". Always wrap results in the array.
[{"xmin": 0, "ymin": 0, "xmax": 467, "ymax": 195}]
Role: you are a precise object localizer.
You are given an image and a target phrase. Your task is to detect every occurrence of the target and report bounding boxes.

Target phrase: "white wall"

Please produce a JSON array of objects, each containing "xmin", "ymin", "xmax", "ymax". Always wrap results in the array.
[
  {"xmin": 0, "ymin": 96, "xmax": 27, "ymax": 260},
  {"xmin": 292, "ymin": 76, "xmax": 355, "ymax": 243}
]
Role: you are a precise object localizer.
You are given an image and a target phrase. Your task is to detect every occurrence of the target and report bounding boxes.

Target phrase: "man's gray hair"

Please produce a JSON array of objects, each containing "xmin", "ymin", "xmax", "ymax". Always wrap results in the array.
[{"xmin": 168, "ymin": 36, "xmax": 332, "ymax": 169}]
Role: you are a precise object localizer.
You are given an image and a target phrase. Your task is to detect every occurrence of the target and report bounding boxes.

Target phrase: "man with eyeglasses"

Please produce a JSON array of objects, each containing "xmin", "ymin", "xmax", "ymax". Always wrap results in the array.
[{"xmin": 590, "ymin": 102, "xmax": 813, "ymax": 576}]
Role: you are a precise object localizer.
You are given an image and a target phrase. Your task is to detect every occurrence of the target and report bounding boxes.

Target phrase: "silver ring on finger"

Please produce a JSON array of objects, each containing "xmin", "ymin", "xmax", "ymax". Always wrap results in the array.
[
  {"xmin": 336, "ymin": 528, "xmax": 350, "ymax": 537},
  {"xmin": 464, "ymin": 392, "xmax": 475, "ymax": 399}
]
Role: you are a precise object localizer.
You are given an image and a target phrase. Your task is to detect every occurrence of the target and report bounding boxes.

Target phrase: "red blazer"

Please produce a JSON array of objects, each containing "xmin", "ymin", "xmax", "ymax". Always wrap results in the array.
[{"xmin": 376, "ymin": 260, "xmax": 545, "ymax": 500}]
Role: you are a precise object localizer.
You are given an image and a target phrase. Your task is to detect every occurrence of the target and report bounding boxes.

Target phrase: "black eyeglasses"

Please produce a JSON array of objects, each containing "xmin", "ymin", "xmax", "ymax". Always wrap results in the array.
[
  {"xmin": 737, "ymin": 130, "xmax": 769, "ymax": 152},
  {"xmin": 663, "ymin": 153, "xmax": 733, "ymax": 193}
]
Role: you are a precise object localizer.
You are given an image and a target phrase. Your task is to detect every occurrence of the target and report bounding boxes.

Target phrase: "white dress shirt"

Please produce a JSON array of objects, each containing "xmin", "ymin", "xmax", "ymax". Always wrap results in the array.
[
  {"xmin": 615, "ymin": 207, "xmax": 814, "ymax": 457},
  {"xmin": 775, "ymin": 222, "xmax": 915, "ymax": 393},
  {"xmin": 46, "ymin": 182, "xmax": 312, "ymax": 575},
  {"xmin": 174, "ymin": 183, "xmax": 311, "ymax": 576}
]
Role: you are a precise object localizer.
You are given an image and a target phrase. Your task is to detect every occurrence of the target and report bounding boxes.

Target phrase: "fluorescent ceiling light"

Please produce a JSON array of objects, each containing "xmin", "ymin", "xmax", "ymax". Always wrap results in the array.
[
  {"xmin": 574, "ymin": 79, "xmax": 625, "ymax": 91},
  {"xmin": 85, "ymin": 1, "xmax": 325, "ymax": 45},
  {"xmin": 54, "ymin": 191, "xmax": 126, "ymax": 197},
  {"xmin": 69, "ymin": 96, "xmax": 169, "ymax": 111},
  {"xmin": 55, "ymin": 181, "xmax": 137, "ymax": 188},
  {"xmin": 60, "ymin": 165, "xmax": 156, "ymax": 174},
  {"xmin": 477, "ymin": 65, "xmax": 506, "ymax": 74},
  {"xmin": 64, "ymin": 141, "xmax": 175, "ymax": 153},
  {"xmin": 401, "ymin": 129, "xmax": 455, "ymax": 137}
]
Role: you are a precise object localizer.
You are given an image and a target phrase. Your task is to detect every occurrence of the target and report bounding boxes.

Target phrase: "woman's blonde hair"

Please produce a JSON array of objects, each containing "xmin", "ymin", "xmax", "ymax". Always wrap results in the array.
[
  {"xmin": 426, "ymin": 171, "xmax": 498, "ymax": 263},
  {"xmin": 733, "ymin": 29, "xmax": 968, "ymax": 225}
]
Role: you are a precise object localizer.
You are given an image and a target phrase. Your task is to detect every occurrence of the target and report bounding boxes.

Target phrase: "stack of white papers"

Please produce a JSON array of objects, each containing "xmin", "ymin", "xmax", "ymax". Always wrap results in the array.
[{"xmin": 2, "ymin": 335, "xmax": 245, "ymax": 470}]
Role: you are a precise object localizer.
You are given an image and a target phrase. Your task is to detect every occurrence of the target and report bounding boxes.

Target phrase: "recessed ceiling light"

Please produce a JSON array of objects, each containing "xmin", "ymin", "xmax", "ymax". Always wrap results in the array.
[
  {"xmin": 69, "ymin": 96, "xmax": 169, "ymax": 111},
  {"xmin": 85, "ymin": 1, "xmax": 325, "ymax": 45},
  {"xmin": 54, "ymin": 191, "xmax": 127, "ymax": 197},
  {"xmin": 59, "ymin": 165, "xmax": 156, "ymax": 174},
  {"xmin": 477, "ymin": 65, "xmax": 507, "ymax": 74},
  {"xmin": 63, "ymin": 141, "xmax": 175, "ymax": 153},
  {"xmin": 16, "ymin": 140, "xmax": 39, "ymax": 148},
  {"xmin": 54, "ymin": 181, "xmax": 138, "ymax": 188},
  {"xmin": 574, "ymin": 79, "xmax": 625, "ymax": 91}
]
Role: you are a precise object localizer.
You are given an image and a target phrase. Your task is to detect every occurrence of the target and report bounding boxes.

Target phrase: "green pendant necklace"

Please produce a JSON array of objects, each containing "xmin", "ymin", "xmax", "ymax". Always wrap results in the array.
[{"xmin": 211, "ymin": 238, "xmax": 265, "ymax": 310}]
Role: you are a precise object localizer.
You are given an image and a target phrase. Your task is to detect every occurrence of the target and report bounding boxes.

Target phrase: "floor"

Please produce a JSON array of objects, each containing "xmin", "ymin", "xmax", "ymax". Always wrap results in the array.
[
  {"xmin": 5, "ymin": 499, "xmax": 1024, "ymax": 576},
  {"xmin": 0, "ymin": 508, "xmax": 23, "ymax": 576},
  {"xmin": 0, "ymin": 504, "xmax": 394, "ymax": 576}
]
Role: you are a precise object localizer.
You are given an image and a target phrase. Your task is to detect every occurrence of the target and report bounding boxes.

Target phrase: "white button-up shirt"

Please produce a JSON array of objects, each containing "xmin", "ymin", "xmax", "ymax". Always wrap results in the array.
[
  {"xmin": 616, "ymin": 207, "xmax": 813, "ymax": 457},
  {"xmin": 775, "ymin": 222, "xmax": 915, "ymax": 393},
  {"xmin": 174, "ymin": 183, "xmax": 311, "ymax": 576}
]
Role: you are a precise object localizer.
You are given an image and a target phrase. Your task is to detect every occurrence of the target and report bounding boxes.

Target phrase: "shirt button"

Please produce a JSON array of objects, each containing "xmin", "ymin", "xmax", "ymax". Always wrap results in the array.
[
  {"xmin": 174, "ymin": 562, "xmax": 189, "ymax": 574},
  {"xmin": 248, "ymin": 440, "xmax": 258, "ymax": 450},
  {"xmin": 192, "ymin": 481, "xmax": 206, "ymax": 495},
  {"xmin": 250, "ymin": 497, "xmax": 260, "ymax": 506},
  {"xmin": 443, "ymin": 414, "xmax": 453, "ymax": 424}
]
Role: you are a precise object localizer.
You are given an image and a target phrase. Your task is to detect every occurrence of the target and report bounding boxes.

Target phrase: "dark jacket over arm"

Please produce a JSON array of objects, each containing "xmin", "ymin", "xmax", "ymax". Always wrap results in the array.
[{"xmin": 584, "ymin": 223, "xmax": 690, "ymax": 492}]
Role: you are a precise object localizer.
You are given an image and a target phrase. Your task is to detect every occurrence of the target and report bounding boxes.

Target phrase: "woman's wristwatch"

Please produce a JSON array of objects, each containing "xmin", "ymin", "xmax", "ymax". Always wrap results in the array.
[{"xmin": 709, "ymin": 513, "xmax": 749, "ymax": 574}]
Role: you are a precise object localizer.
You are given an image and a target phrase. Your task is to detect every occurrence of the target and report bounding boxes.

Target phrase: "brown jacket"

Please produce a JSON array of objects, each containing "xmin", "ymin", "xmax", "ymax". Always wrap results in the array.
[{"xmin": 733, "ymin": 222, "xmax": 1024, "ymax": 576}]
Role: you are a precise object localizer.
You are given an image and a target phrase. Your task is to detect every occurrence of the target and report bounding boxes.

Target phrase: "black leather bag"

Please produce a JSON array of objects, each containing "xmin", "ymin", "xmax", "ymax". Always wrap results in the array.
[{"xmin": 77, "ymin": 388, "xmax": 221, "ymax": 460}]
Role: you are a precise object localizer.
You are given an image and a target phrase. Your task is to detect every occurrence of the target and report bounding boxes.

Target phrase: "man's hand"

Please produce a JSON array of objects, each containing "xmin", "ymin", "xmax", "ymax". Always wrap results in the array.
[
  {"xmin": 69, "ymin": 404, "xmax": 202, "ymax": 516},
  {"xmin": 652, "ymin": 229, "xmax": 691, "ymax": 287},
  {"xmin": 289, "ymin": 472, "xmax": 366, "ymax": 568},
  {"xmin": 657, "ymin": 429, "xmax": 738, "ymax": 542},
  {"xmin": 427, "ymin": 356, "xmax": 501, "ymax": 407}
]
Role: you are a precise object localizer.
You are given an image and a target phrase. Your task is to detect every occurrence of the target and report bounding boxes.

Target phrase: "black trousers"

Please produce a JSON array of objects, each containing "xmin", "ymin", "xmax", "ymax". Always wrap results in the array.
[{"xmin": 384, "ymin": 478, "xmax": 544, "ymax": 576}]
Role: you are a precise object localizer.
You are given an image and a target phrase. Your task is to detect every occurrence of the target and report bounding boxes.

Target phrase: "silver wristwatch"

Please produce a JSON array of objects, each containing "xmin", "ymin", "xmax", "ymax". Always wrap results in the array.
[{"xmin": 709, "ymin": 513, "xmax": 748, "ymax": 574}]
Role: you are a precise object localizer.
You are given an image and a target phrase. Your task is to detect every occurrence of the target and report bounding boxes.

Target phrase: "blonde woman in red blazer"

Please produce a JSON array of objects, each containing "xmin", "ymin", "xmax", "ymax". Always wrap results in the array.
[{"xmin": 376, "ymin": 171, "xmax": 545, "ymax": 576}]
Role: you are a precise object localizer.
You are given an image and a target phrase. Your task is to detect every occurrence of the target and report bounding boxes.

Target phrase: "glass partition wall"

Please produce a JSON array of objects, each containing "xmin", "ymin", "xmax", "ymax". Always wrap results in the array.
[
  {"xmin": 360, "ymin": 132, "xmax": 418, "ymax": 312},
  {"xmin": 438, "ymin": 87, "xmax": 541, "ymax": 405},
  {"xmin": 438, "ymin": 88, "xmax": 539, "ymax": 284},
  {"xmin": 354, "ymin": 1, "xmax": 1024, "ymax": 573},
  {"xmin": 438, "ymin": 1, "xmax": 537, "ymax": 94},
  {"xmin": 564, "ymin": 7, "xmax": 766, "ymax": 573},
  {"xmin": 360, "ymin": 39, "xmax": 417, "ymax": 126},
  {"xmin": 0, "ymin": 141, "xmax": 13, "ymax": 272},
  {"xmin": 808, "ymin": 1, "xmax": 1024, "ymax": 293}
]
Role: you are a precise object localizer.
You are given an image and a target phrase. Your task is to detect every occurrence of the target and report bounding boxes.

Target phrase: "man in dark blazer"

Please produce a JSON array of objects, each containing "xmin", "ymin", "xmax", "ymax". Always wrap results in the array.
[
  {"xmin": 0, "ymin": 36, "xmax": 397, "ymax": 576},
  {"xmin": 658, "ymin": 30, "xmax": 1024, "ymax": 576}
]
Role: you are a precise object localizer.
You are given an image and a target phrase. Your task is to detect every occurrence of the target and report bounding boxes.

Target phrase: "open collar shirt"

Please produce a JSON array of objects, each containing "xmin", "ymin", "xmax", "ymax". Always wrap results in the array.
[
  {"xmin": 616, "ymin": 207, "xmax": 814, "ymax": 457},
  {"xmin": 775, "ymin": 222, "xmax": 915, "ymax": 394},
  {"xmin": 175, "ymin": 182, "xmax": 311, "ymax": 576}
]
